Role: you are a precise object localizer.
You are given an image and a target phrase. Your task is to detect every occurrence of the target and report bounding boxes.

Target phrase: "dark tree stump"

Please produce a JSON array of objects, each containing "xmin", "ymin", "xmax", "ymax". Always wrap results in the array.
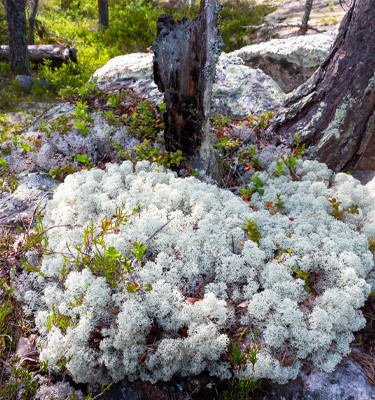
[
  {"xmin": 152, "ymin": 0, "xmax": 223, "ymax": 181},
  {"xmin": 270, "ymin": 0, "xmax": 375, "ymax": 172}
]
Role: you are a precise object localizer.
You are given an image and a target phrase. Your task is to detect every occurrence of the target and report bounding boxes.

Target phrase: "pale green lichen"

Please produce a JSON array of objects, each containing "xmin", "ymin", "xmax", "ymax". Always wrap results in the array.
[{"xmin": 19, "ymin": 160, "xmax": 375, "ymax": 385}]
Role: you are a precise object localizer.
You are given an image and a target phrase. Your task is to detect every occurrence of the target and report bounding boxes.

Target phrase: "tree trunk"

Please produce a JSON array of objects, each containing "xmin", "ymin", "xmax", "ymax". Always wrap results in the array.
[
  {"xmin": 28, "ymin": 0, "xmax": 39, "ymax": 45},
  {"xmin": 270, "ymin": 0, "xmax": 375, "ymax": 172},
  {"xmin": 0, "ymin": 44, "xmax": 78, "ymax": 63},
  {"xmin": 98, "ymin": 0, "xmax": 109, "ymax": 29},
  {"xmin": 4, "ymin": 0, "xmax": 29, "ymax": 75},
  {"xmin": 152, "ymin": 0, "xmax": 223, "ymax": 182},
  {"xmin": 299, "ymin": 0, "xmax": 314, "ymax": 35}
]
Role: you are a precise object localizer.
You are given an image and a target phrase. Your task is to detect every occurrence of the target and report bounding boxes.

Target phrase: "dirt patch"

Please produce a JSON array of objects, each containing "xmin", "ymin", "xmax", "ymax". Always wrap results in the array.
[{"xmin": 255, "ymin": 0, "xmax": 350, "ymax": 39}]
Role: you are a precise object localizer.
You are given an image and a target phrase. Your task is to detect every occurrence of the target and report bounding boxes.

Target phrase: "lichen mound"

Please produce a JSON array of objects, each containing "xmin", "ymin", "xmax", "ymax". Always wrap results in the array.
[{"xmin": 21, "ymin": 160, "xmax": 375, "ymax": 384}]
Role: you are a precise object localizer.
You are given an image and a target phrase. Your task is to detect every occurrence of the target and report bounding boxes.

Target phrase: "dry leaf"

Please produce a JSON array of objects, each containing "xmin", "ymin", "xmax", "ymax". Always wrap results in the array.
[
  {"xmin": 237, "ymin": 301, "xmax": 249, "ymax": 309},
  {"xmin": 185, "ymin": 297, "xmax": 201, "ymax": 304},
  {"xmin": 138, "ymin": 352, "xmax": 147, "ymax": 365}
]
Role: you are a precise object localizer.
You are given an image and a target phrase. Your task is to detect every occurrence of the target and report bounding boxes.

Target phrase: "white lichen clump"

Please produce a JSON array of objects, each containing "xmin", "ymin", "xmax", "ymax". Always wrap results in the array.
[{"xmin": 21, "ymin": 160, "xmax": 375, "ymax": 384}]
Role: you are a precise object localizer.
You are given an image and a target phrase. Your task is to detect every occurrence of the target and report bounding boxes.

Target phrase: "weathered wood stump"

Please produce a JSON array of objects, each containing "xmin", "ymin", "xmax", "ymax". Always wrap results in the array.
[
  {"xmin": 0, "ymin": 45, "xmax": 78, "ymax": 64},
  {"xmin": 152, "ymin": 0, "xmax": 223, "ymax": 181}
]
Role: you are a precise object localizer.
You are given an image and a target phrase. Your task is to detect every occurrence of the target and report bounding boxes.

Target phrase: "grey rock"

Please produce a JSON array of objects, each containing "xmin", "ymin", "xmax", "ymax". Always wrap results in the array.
[
  {"xmin": 90, "ymin": 51, "xmax": 286, "ymax": 117},
  {"xmin": 16, "ymin": 75, "xmax": 54, "ymax": 94},
  {"xmin": 213, "ymin": 53, "xmax": 286, "ymax": 117},
  {"xmin": 0, "ymin": 171, "xmax": 59, "ymax": 226},
  {"xmin": 230, "ymin": 32, "xmax": 336, "ymax": 93},
  {"xmin": 2, "ymin": 103, "xmax": 140, "ymax": 174},
  {"xmin": 254, "ymin": 358, "xmax": 375, "ymax": 400}
]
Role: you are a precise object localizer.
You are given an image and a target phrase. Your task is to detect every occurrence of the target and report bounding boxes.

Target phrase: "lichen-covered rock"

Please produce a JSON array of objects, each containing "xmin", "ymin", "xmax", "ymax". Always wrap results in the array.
[
  {"xmin": 0, "ymin": 171, "xmax": 59, "ymax": 226},
  {"xmin": 19, "ymin": 159, "xmax": 375, "ymax": 385},
  {"xmin": 212, "ymin": 53, "xmax": 285, "ymax": 117},
  {"xmin": 1, "ymin": 103, "xmax": 139, "ymax": 174},
  {"xmin": 230, "ymin": 32, "xmax": 336, "ymax": 93},
  {"xmin": 90, "ymin": 52, "xmax": 286, "ymax": 117},
  {"xmin": 253, "ymin": 357, "xmax": 375, "ymax": 400}
]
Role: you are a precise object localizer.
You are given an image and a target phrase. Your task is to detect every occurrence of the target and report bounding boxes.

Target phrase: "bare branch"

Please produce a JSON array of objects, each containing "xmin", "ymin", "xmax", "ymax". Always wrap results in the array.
[{"xmin": 242, "ymin": 22, "xmax": 325, "ymax": 34}]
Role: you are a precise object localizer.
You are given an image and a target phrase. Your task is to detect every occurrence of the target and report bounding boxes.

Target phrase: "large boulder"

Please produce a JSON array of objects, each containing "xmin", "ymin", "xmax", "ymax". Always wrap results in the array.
[
  {"xmin": 230, "ymin": 32, "xmax": 336, "ymax": 93},
  {"xmin": 1, "ymin": 103, "xmax": 140, "ymax": 175},
  {"xmin": 90, "ymin": 52, "xmax": 286, "ymax": 117}
]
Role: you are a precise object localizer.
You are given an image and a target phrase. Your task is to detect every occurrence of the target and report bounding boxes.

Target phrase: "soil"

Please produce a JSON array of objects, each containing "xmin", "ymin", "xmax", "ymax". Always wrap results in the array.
[{"xmin": 255, "ymin": 0, "xmax": 349, "ymax": 39}]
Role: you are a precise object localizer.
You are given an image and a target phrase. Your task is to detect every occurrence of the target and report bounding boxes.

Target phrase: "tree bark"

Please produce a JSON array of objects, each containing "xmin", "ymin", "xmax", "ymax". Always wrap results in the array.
[
  {"xmin": 0, "ymin": 44, "xmax": 78, "ymax": 63},
  {"xmin": 299, "ymin": 0, "xmax": 314, "ymax": 35},
  {"xmin": 152, "ymin": 0, "xmax": 223, "ymax": 182},
  {"xmin": 4, "ymin": 0, "xmax": 29, "ymax": 75},
  {"xmin": 28, "ymin": 0, "xmax": 39, "ymax": 45},
  {"xmin": 98, "ymin": 0, "xmax": 109, "ymax": 29},
  {"xmin": 270, "ymin": 0, "xmax": 375, "ymax": 172}
]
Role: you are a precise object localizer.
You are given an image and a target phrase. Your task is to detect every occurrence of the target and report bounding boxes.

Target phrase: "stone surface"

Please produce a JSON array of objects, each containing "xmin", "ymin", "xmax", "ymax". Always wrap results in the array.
[
  {"xmin": 212, "ymin": 53, "xmax": 285, "ymax": 117},
  {"xmin": 1, "ymin": 102, "xmax": 140, "ymax": 174},
  {"xmin": 0, "ymin": 171, "xmax": 59, "ymax": 226},
  {"xmin": 16, "ymin": 75, "xmax": 54, "ymax": 93},
  {"xmin": 230, "ymin": 32, "xmax": 336, "ymax": 92},
  {"xmin": 253, "ymin": 357, "xmax": 375, "ymax": 400},
  {"xmin": 256, "ymin": 0, "xmax": 346, "ymax": 40},
  {"xmin": 90, "ymin": 52, "xmax": 286, "ymax": 117}
]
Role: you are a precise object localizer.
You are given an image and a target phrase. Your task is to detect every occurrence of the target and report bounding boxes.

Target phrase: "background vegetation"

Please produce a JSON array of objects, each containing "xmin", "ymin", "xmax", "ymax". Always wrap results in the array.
[{"xmin": 0, "ymin": 0, "xmax": 274, "ymax": 107}]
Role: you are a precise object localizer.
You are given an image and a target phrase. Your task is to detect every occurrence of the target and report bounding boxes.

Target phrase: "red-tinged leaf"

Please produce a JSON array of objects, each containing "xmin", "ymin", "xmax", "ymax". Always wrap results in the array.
[
  {"xmin": 239, "ymin": 240, "xmax": 245, "ymax": 247},
  {"xmin": 185, "ymin": 297, "xmax": 201, "ymax": 304}
]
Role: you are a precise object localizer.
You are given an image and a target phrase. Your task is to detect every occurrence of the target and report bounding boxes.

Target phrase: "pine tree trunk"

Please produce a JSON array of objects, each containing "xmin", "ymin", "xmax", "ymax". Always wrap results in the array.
[
  {"xmin": 271, "ymin": 0, "xmax": 375, "ymax": 172},
  {"xmin": 98, "ymin": 0, "xmax": 109, "ymax": 29},
  {"xmin": 28, "ymin": 0, "xmax": 39, "ymax": 45},
  {"xmin": 152, "ymin": 0, "xmax": 223, "ymax": 182},
  {"xmin": 299, "ymin": 0, "xmax": 314, "ymax": 35},
  {"xmin": 4, "ymin": 0, "xmax": 29, "ymax": 75}
]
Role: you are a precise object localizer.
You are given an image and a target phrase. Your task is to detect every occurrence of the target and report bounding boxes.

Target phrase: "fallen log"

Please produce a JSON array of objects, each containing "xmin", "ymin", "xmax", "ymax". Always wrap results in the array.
[{"xmin": 0, "ymin": 44, "xmax": 78, "ymax": 63}]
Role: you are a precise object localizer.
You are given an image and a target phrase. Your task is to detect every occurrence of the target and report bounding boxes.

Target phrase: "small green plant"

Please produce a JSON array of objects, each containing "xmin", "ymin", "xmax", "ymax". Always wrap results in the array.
[
  {"xmin": 216, "ymin": 136, "xmax": 241, "ymax": 156},
  {"xmin": 289, "ymin": 265, "xmax": 311, "ymax": 293},
  {"xmin": 0, "ymin": 163, "xmax": 18, "ymax": 194},
  {"xmin": 45, "ymin": 304, "xmax": 75, "ymax": 332},
  {"xmin": 247, "ymin": 111, "xmax": 274, "ymax": 131},
  {"xmin": 72, "ymin": 153, "xmax": 95, "ymax": 168},
  {"xmin": 224, "ymin": 328, "xmax": 260, "ymax": 400},
  {"xmin": 73, "ymin": 101, "xmax": 94, "ymax": 136},
  {"xmin": 328, "ymin": 198, "xmax": 359, "ymax": 220},
  {"xmin": 39, "ymin": 115, "xmax": 73, "ymax": 137},
  {"xmin": 243, "ymin": 218, "xmax": 261, "ymax": 246},
  {"xmin": 49, "ymin": 163, "xmax": 79, "ymax": 181},
  {"xmin": 237, "ymin": 146, "xmax": 262, "ymax": 170},
  {"xmin": 0, "ymin": 356, "xmax": 41, "ymax": 400},
  {"xmin": 369, "ymin": 238, "xmax": 375, "ymax": 253},
  {"xmin": 131, "ymin": 241, "xmax": 147, "ymax": 262},
  {"xmin": 239, "ymin": 175, "xmax": 266, "ymax": 204},
  {"xmin": 31, "ymin": 204, "xmax": 155, "ymax": 294},
  {"xmin": 264, "ymin": 194, "xmax": 284, "ymax": 214},
  {"xmin": 275, "ymin": 135, "xmax": 305, "ymax": 181},
  {"xmin": 108, "ymin": 92, "xmax": 122, "ymax": 109},
  {"xmin": 131, "ymin": 139, "xmax": 186, "ymax": 169},
  {"xmin": 126, "ymin": 101, "xmax": 165, "ymax": 141},
  {"xmin": 211, "ymin": 113, "xmax": 230, "ymax": 131}
]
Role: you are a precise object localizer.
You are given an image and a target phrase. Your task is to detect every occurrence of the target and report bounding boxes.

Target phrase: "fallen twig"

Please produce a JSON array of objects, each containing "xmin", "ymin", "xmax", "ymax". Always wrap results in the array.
[{"xmin": 242, "ymin": 22, "xmax": 325, "ymax": 34}]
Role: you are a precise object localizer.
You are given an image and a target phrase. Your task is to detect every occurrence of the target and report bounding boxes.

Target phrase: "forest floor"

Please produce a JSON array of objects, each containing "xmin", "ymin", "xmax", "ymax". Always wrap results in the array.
[{"xmin": 255, "ymin": 0, "xmax": 347, "ymax": 39}]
